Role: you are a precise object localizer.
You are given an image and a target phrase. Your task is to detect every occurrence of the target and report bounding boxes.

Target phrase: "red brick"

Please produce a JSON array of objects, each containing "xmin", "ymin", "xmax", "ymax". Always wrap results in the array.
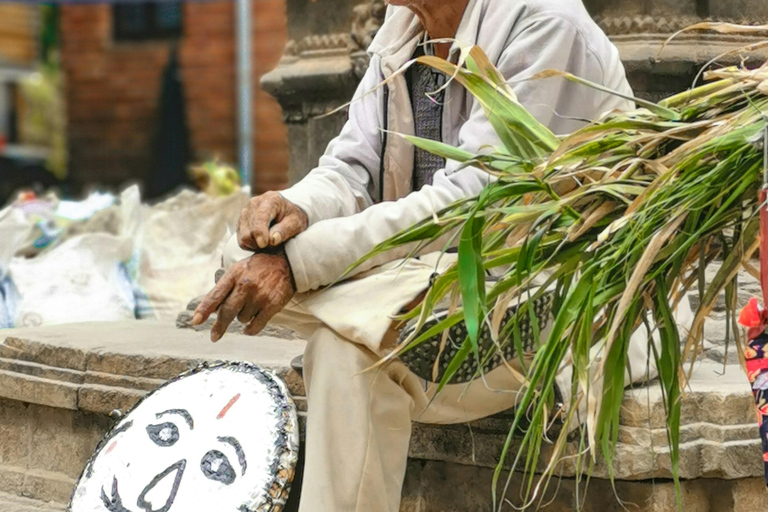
[{"xmin": 61, "ymin": 0, "xmax": 288, "ymax": 191}]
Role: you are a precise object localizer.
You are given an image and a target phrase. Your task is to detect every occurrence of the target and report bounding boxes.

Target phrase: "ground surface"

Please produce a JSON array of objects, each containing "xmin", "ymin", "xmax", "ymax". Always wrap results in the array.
[{"xmin": 0, "ymin": 492, "xmax": 65, "ymax": 512}]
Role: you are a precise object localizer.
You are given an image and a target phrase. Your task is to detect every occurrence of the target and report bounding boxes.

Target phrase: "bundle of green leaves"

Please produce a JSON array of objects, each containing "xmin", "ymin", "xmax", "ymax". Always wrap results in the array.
[{"xmin": 353, "ymin": 26, "xmax": 768, "ymax": 510}]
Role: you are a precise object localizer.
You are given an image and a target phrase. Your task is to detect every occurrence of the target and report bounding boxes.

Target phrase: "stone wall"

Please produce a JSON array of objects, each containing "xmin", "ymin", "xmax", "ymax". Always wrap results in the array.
[{"xmin": 60, "ymin": 1, "xmax": 289, "ymax": 195}]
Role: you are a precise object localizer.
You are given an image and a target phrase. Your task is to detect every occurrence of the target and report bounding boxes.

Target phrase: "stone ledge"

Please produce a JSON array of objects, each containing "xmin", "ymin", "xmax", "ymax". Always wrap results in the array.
[
  {"xmin": 0, "ymin": 321, "xmax": 307, "ymax": 415},
  {"xmin": 0, "ymin": 321, "xmax": 766, "ymax": 509},
  {"xmin": 616, "ymin": 37, "xmax": 768, "ymax": 76}
]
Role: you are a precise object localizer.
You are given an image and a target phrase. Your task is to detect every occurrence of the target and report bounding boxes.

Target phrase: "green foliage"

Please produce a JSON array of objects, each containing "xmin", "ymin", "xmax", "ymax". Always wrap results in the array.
[{"xmin": 353, "ymin": 46, "xmax": 768, "ymax": 509}]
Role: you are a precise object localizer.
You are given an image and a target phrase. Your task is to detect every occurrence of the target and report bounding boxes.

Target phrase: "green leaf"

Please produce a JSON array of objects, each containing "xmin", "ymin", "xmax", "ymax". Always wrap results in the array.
[
  {"xmin": 415, "ymin": 54, "xmax": 561, "ymax": 156},
  {"xmin": 458, "ymin": 212, "xmax": 486, "ymax": 359},
  {"xmin": 652, "ymin": 276, "xmax": 683, "ymax": 509}
]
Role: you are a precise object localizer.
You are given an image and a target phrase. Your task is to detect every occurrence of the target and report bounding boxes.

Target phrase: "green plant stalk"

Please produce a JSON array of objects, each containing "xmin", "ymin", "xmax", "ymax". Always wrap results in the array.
[{"xmin": 348, "ymin": 46, "xmax": 768, "ymax": 509}]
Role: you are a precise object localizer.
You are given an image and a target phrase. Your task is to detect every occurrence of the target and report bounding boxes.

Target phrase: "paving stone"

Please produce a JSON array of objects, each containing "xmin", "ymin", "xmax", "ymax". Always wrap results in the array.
[
  {"xmin": 81, "ymin": 370, "xmax": 164, "ymax": 392},
  {"xmin": 0, "ymin": 359, "xmax": 83, "ymax": 385},
  {"xmin": 76, "ymin": 383, "xmax": 145, "ymax": 415}
]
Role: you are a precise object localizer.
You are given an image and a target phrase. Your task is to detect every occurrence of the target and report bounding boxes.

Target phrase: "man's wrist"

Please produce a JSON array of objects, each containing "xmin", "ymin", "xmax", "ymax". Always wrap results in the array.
[{"xmin": 260, "ymin": 244, "xmax": 297, "ymax": 293}]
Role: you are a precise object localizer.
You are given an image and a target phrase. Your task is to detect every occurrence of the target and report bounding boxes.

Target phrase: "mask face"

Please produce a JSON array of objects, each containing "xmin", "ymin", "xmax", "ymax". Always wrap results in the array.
[{"xmin": 70, "ymin": 364, "xmax": 299, "ymax": 512}]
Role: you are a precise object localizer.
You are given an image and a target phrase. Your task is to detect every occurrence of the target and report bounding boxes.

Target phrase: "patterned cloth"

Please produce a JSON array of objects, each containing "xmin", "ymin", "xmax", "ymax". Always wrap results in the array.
[
  {"xmin": 739, "ymin": 186, "xmax": 768, "ymax": 486},
  {"xmin": 407, "ymin": 43, "xmax": 446, "ymax": 191},
  {"xmin": 744, "ymin": 328, "xmax": 768, "ymax": 485}
]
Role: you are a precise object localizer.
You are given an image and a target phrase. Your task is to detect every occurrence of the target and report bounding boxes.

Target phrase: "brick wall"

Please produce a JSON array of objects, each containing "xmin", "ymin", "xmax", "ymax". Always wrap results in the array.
[
  {"xmin": 0, "ymin": 4, "xmax": 38, "ymax": 65},
  {"xmin": 60, "ymin": 0, "xmax": 289, "ymax": 195}
]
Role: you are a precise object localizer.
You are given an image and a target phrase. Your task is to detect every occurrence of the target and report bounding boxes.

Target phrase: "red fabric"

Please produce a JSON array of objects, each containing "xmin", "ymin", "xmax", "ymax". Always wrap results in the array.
[
  {"xmin": 747, "ymin": 358, "xmax": 768, "ymax": 375},
  {"xmin": 740, "ymin": 182, "xmax": 768, "ymax": 486},
  {"xmin": 739, "ymin": 297, "xmax": 768, "ymax": 340}
]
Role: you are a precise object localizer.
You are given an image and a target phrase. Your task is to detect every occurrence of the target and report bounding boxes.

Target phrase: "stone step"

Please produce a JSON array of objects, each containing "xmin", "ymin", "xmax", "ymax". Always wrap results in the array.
[{"xmin": 0, "ymin": 492, "xmax": 64, "ymax": 512}]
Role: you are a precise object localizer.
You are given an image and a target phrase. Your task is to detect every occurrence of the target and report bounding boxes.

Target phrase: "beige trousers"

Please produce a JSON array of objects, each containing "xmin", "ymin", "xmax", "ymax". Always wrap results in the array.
[{"xmin": 297, "ymin": 324, "xmax": 529, "ymax": 512}]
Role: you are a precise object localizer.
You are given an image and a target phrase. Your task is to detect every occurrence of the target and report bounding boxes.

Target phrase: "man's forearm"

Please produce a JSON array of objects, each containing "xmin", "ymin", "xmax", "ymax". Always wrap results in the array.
[{"xmin": 283, "ymin": 166, "xmax": 491, "ymax": 293}]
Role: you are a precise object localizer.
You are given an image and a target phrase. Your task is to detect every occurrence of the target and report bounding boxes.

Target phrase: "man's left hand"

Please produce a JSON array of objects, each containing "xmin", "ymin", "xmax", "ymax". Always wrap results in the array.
[{"xmin": 191, "ymin": 248, "xmax": 295, "ymax": 341}]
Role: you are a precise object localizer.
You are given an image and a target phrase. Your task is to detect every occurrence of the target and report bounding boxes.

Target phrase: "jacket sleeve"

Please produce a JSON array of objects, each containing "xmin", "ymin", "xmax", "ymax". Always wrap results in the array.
[
  {"xmin": 285, "ymin": 15, "xmax": 612, "ymax": 293},
  {"xmin": 278, "ymin": 57, "xmax": 385, "ymax": 226}
]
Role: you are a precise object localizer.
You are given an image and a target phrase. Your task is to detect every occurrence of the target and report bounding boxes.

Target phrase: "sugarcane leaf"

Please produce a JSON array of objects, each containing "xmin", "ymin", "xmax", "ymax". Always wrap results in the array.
[
  {"xmin": 597, "ymin": 298, "xmax": 643, "ymax": 470},
  {"xmin": 465, "ymin": 45, "xmax": 517, "ymax": 98},
  {"xmin": 458, "ymin": 212, "xmax": 486, "ymax": 359},
  {"xmin": 526, "ymin": 69, "xmax": 681, "ymax": 121},
  {"xmin": 659, "ymin": 79, "xmax": 735, "ymax": 108},
  {"xmin": 602, "ymin": 214, "xmax": 687, "ymax": 361},
  {"xmin": 415, "ymin": 55, "xmax": 560, "ymax": 155},
  {"xmin": 652, "ymin": 276, "xmax": 683, "ymax": 509},
  {"xmin": 434, "ymin": 336, "xmax": 473, "ymax": 395},
  {"xmin": 400, "ymin": 134, "xmax": 482, "ymax": 164},
  {"xmin": 661, "ymin": 22, "xmax": 768, "ymax": 58},
  {"xmin": 399, "ymin": 311, "xmax": 464, "ymax": 353},
  {"xmin": 347, "ymin": 45, "xmax": 768, "ymax": 511}
]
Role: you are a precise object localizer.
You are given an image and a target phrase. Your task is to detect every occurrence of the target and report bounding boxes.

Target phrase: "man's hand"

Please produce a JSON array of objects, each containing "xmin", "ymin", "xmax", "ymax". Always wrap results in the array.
[
  {"xmin": 191, "ymin": 248, "xmax": 295, "ymax": 341},
  {"xmin": 238, "ymin": 191, "xmax": 308, "ymax": 250}
]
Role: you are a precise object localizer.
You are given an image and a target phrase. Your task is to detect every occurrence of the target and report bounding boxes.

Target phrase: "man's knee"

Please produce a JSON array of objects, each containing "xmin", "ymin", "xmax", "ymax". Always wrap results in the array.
[{"xmin": 303, "ymin": 327, "xmax": 376, "ymax": 392}]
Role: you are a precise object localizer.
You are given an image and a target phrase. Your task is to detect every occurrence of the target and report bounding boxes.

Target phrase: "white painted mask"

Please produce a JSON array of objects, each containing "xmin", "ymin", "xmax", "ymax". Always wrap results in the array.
[{"xmin": 70, "ymin": 363, "xmax": 299, "ymax": 512}]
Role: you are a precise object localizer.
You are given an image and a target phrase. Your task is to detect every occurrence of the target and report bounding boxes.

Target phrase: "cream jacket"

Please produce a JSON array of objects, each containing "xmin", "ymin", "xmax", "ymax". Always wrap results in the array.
[{"xmin": 275, "ymin": 0, "xmax": 634, "ymax": 293}]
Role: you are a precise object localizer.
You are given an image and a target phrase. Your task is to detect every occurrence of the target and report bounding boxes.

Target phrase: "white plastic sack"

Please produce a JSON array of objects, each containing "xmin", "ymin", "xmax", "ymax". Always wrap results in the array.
[
  {"xmin": 0, "ymin": 206, "xmax": 31, "ymax": 276},
  {"xmin": 8, "ymin": 233, "xmax": 136, "ymax": 328},
  {"xmin": 135, "ymin": 189, "xmax": 249, "ymax": 321},
  {"xmin": 56, "ymin": 191, "xmax": 115, "ymax": 222},
  {"xmin": 0, "ymin": 206, "xmax": 33, "ymax": 328}
]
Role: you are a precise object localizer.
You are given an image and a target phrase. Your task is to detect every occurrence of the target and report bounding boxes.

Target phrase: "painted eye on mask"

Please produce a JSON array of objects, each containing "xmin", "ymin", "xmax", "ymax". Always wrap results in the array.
[
  {"xmin": 146, "ymin": 422, "xmax": 180, "ymax": 447},
  {"xmin": 200, "ymin": 450, "xmax": 236, "ymax": 485}
]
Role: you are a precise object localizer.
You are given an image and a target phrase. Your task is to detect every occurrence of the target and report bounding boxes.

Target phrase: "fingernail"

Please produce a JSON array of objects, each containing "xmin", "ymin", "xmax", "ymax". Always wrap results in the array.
[
  {"xmin": 191, "ymin": 312, "xmax": 203, "ymax": 325},
  {"xmin": 256, "ymin": 236, "xmax": 266, "ymax": 248},
  {"xmin": 210, "ymin": 330, "xmax": 221, "ymax": 342},
  {"xmin": 271, "ymin": 232, "xmax": 282, "ymax": 245}
]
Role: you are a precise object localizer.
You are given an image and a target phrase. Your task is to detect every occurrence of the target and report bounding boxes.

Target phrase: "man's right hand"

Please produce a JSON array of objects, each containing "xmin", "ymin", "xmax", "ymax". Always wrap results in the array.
[{"xmin": 237, "ymin": 191, "xmax": 309, "ymax": 251}]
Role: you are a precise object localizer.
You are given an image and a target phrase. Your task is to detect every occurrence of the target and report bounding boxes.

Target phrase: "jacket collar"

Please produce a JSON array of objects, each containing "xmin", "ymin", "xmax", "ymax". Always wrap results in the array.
[{"xmin": 368, "ymin": 0, "xmax": 484, "ymax": 68}]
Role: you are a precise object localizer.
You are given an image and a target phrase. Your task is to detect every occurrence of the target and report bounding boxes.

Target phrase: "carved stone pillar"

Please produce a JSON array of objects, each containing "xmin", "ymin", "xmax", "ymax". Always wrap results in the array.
[
  {"xmin": 261, "ymin": 0, "xmax": 384, "ymax": 185},
  {"xmin": 263, "ymin": 0, "xmax": 767, "ymax": 184}
]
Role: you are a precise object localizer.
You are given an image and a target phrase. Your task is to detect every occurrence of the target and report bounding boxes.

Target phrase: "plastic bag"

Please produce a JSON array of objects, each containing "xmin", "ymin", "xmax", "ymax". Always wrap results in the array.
[
  {"xmin": 135, "ymin": 189, "xmax": 248, "ymax": 321},
  {"xmin": 8, "ymin": 233, "xmax": 136, "ymax": 327}
]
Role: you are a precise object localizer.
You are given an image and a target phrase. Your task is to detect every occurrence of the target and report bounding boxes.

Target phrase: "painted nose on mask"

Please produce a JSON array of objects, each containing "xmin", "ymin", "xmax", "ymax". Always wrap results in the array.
[{"xmin": 137, "ymin": 459, "xmax": 186, "ymax": 512}]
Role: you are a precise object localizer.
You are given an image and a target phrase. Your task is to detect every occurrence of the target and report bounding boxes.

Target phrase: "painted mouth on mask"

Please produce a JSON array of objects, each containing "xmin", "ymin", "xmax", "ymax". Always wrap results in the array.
[
  {"xmin": 101, "ymin": 460, "xmax": 186, "ymax": 512},
  {"xmin": 100, "ymin": 477, "xmax": 132, "ymax": 512}
]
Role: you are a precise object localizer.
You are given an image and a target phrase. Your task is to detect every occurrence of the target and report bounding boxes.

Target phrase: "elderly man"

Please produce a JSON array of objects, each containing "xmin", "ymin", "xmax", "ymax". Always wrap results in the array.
[{"xmin": 192, "ymin": 0, "xmax": 683, "ymax": 511}]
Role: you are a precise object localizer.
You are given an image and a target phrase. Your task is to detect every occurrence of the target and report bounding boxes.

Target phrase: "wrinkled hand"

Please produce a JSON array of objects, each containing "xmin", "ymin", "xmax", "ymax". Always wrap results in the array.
[
  {"xmin": 238, "ymin": 191, "xmax": 308, "ymax": 250},
  {"xmin": 191, "ymin": 248, "xmax": 295, "ymax": 341}
]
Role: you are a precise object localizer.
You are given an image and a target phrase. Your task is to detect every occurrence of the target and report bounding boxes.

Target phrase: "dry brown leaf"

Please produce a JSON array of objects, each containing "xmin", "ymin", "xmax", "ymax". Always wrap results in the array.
[
  {"xmin": 660, "ymin": 22, "xmax": 768, "ymax": 58},
  {"xmin": 567, "ymin": 200, "xmax": 616, "ymax": 242}
]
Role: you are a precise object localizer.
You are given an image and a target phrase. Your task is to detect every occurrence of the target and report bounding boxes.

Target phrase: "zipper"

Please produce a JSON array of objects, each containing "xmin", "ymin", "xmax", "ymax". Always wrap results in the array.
[{"xmin": 379, "ymin": 83, "xmax": 389, "ymax": 204}]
